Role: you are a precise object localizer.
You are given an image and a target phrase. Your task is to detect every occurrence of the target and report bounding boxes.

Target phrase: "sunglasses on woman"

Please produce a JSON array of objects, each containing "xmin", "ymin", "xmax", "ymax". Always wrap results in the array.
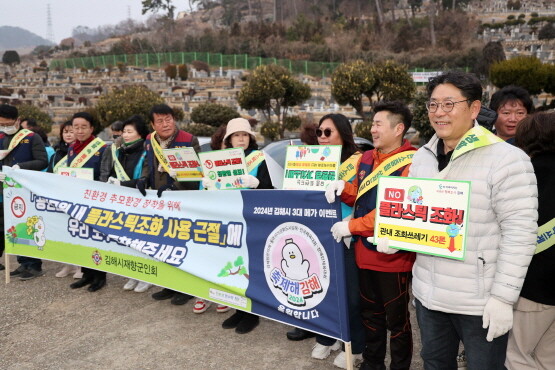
[{"xmin": 316, "ymin": 128, "xmax": 333, "ymax": 137}]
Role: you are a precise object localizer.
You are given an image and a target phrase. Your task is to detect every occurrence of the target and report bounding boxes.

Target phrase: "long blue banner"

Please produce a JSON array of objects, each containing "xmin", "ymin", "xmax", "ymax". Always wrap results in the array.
[{"xmin": 3, "ymin": 167, "xmax": 351, "ymax": 341}]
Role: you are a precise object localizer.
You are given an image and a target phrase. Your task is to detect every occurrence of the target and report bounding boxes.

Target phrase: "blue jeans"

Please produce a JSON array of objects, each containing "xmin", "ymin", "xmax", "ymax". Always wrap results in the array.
[
  {"xmin": 415, "ymin": 299, "xmax": 508, "ymax": 370},
  {"xmin": 17, "ymin": 256, "xmax": 42, "ymax": 271},
  {"xmin": 316, "ymin": 246, "xmax": 365, "ymax": 354}
]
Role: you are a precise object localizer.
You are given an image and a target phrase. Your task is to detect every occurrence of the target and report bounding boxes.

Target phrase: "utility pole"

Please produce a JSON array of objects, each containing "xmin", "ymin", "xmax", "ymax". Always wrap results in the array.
[{"xmin": 46, "ymin": 3, "xmax": 55, "ymax": 44}]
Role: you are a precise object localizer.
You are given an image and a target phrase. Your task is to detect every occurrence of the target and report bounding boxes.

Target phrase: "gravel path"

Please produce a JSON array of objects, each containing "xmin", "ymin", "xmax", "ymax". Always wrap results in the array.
[{"xmin": 0, "ymin": 256, "xmax": 424, "ymax": 370}]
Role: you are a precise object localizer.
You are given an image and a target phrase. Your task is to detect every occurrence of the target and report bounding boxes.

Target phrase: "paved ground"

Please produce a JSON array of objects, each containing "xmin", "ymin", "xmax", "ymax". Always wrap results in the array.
[{"xmin": 0, "ymin": 256, "xmax": 424, "ymax": 370}]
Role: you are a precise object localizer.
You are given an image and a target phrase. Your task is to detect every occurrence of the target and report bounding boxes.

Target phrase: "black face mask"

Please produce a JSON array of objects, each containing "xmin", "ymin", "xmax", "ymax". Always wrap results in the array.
[{"xmin": 112, "ymin": 135, "xmax": 121, "ymax": 140}]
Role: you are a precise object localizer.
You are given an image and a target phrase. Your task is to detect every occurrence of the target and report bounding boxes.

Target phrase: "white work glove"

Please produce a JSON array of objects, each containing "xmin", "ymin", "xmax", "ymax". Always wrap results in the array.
[
  {"xmin": 325, "ymin": 180, "xmax": 345, "ymax": 203},
  {"xmin": 373, "ymin": 237, "xmax": 398, "ymax": 254},
  {"xmin": 238, "ymin": 175, "xmax": 260, "ymax": 189},
  {"xmin": 331, "ymin": 221, "xmax": 351, "ymax": 243},
  {"xmin": 482, "ymin": 296, "xmax": 513, "ymax": 342},
  {"xmin": 12, "ymin": 164, "xmax": 20, "ymax": 170},
  {"xmin": 107, "ymin": 177, "xmax": 120, "ymax": 186},
  {"xmin": 202, "ymin": 177, "xmax": 216, "ymax": 190},
  {"xmin": 167, "ymin": 168, "xmax": 177, "ymax": 178},
  {"xmin": 0, "ymin": 172, "xmax": 5, "ymax": 181}
]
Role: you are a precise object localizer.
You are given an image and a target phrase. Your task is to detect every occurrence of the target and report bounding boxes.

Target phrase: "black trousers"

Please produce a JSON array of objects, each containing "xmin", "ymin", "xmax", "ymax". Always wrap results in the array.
[
  {"xmin": 359, "ymin": 269, "xmax": 413, "ymax": 370},
  {"xmin": 82, "ymin": 267, "xmax": 106, "ymax": 281}
]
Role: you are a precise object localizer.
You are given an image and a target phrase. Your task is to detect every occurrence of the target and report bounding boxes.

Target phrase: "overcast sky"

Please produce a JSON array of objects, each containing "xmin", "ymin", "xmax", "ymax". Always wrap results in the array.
[{"xmin": 0, "ymin": 0, "xmax": 191, "ymax": 43}]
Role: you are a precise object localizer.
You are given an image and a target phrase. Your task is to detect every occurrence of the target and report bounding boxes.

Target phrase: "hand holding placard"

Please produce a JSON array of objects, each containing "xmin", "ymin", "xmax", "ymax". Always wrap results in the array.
[
  {"xmin": 199, "ymin": 148, "xmax": 247, "ymax": 190},
  {"xmin": 331, "ymin": 221, "xmax": 351, "ymax": 243},
  {"xmin": 107, "ymin": 177, "xmax": 120, "ymax": 186},
  {"xmin": 373, "ymin": 237, "xmax": 399, "ymax": 254},
  {"xmin": 238, "ymin": 175, "xmax": 259, "ymax": 189},
  {"xmin": 325, "ymin": 180, "xmax": 345, "ymax": 203},
  {"xmin": 202, "ymin": 177, "xmax": 216, "ymax": 190},
  {"xmin": 167, "ymin": 168, "xmax": 177, "ymax": 179}
]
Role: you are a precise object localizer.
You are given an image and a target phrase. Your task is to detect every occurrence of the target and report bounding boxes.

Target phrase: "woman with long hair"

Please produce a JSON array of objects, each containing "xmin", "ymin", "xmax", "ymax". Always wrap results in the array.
[{"xmin": 310, "ymin": 113, "xmax": 365, "ymax": 367}]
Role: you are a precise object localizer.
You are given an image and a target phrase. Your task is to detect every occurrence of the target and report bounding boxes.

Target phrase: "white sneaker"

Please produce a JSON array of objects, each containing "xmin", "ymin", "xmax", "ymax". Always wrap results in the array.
[
  {"xmin": 134, "ymin": 281, "xmax": 152, "ymax": 293},
  {"xmin": 333, "ymin": 351, "xmax": 363, "ymax": 369},
  {"xmin": 193, "ymin": 299, "xmax": 212, "ymax": 314},
  {"xmin": 457, "ymin": 350, "xmax": 467, "ymax": 369},
  {"xmin": 123, "ymin": 279, "xmax": 138, "ymax": 291},
  {"xmin": 73, "ymin": 267, "xmax": 83, "ymax": 279},
  {"xmin": 55, "ymin": 264, "xmax": 73, "ymax": 278},
  {"xmin": 311, "ymin": 341, "xmax": 341, "ymax": 360},
  {"xmin": 216, "ymin": 304, "xmax": 231, "ymax": 313}
]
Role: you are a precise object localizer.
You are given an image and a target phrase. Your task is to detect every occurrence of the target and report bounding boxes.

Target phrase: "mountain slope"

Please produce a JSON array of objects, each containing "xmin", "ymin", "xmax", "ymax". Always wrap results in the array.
[{"xmin": 0, "ymin": 26, "xmax": 54, "ymax": 50}]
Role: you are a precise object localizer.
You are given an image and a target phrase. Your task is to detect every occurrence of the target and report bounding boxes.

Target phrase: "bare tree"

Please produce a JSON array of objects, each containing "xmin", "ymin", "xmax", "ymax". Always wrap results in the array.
[
  {"xmin": 391, "ymin": 0, "xmax": 397, "ymax": 22},
  {"xmin": 400, "ymin": 0, "xmax": 413, "ymax": 26},
  {"xmin": 375, "ymin": 0, "xmax": 385, "ymax": 33},
  {"xmin": 429, "ymin": 0, "xmax": 437, "ymax": 48}
]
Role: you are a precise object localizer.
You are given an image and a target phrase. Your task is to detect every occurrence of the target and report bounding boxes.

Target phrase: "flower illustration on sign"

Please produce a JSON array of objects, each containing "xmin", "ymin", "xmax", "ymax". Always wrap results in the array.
[{"xmin": 6, "ymin": 226, "xmax": 17, "ymax": 246}]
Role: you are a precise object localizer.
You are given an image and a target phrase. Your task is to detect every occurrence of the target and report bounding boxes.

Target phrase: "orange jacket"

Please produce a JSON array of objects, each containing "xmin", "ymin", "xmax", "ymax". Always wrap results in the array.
[{"xmin": 341, "ymin": 140, "xmax": 416, "ymax": 272}]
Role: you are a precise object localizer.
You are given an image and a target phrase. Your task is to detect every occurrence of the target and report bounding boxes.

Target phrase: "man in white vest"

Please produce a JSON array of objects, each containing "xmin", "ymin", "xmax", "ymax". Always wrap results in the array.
[{"xmin": 401, "ymin": 72, "xmax": 538, "ymax": 369}]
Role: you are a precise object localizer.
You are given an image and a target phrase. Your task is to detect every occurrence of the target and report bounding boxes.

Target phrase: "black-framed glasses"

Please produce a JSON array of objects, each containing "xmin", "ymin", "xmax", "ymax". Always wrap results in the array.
[
  {"xmin": 316, "ymin": 128, "xmax": 333, "ymax": 137},
  {"xmin": 426, "ymin": 99, "xmax": 470, "ymax": 113}
]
